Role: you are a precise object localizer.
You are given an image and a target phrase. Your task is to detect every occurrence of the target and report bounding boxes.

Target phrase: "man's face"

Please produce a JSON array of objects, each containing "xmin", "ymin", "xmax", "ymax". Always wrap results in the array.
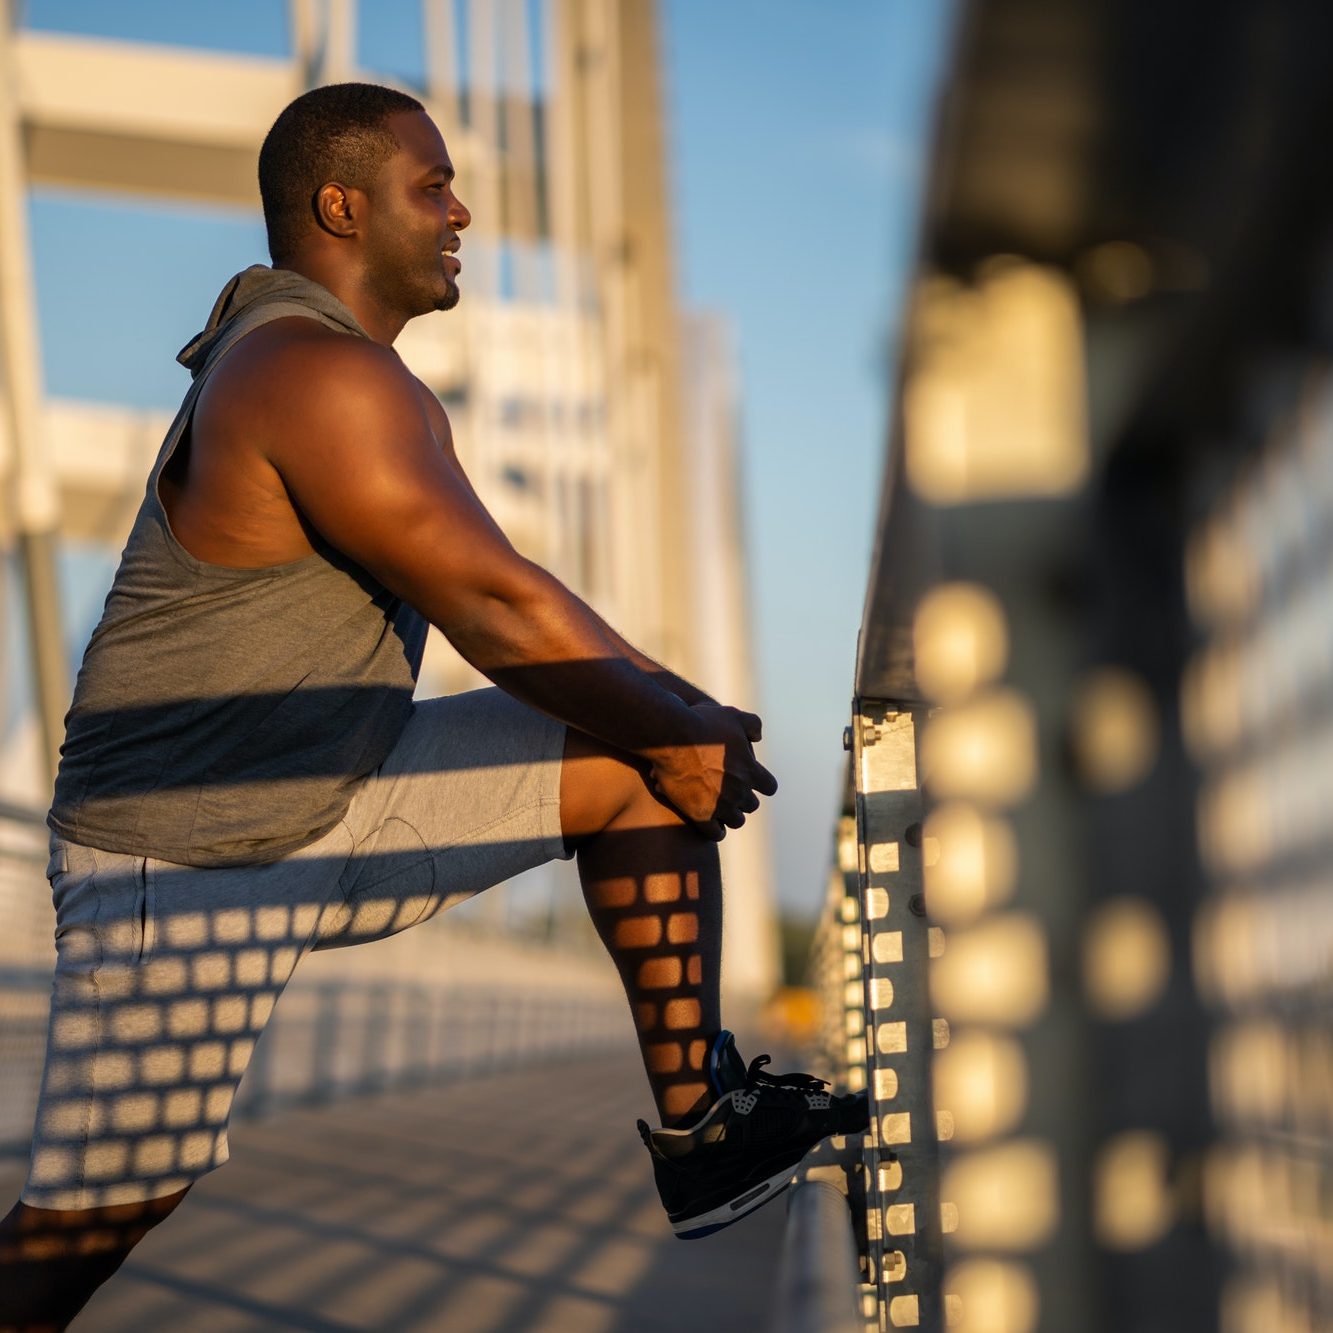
[{"xmin": 363, "ymin": 110, "xmax": 471, "ymax": 317}]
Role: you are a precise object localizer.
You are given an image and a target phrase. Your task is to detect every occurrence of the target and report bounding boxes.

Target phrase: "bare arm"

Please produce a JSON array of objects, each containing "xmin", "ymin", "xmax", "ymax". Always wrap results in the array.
[
  {"xmin": 258, "ymin": 333, "xmax": 773, "ymax": 831},
  {"xmin": 417, "ymin": 378, "xmax": 718, "ymax": 711},
  {"xmin": 598, "ymin": 624, "xmax": 717, "ymax": 708}
]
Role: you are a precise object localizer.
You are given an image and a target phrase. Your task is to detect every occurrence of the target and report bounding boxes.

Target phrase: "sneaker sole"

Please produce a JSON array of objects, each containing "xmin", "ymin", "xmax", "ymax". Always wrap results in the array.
[{"xmin": 670, "ymin": 1162, "xmax": 797, "ymax": 1240}]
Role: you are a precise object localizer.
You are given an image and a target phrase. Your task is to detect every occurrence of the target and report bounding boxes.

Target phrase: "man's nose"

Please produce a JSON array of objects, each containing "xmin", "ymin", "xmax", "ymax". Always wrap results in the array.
[{"xmin": 452, "ymin": 196, "xmax": 471, "ymax": 230}]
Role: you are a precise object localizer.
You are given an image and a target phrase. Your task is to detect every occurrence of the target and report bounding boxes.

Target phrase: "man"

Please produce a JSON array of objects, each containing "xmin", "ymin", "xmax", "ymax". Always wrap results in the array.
[{"xmin": 0, "ymin": 83, "xmax": 864, "ymax": 1327}]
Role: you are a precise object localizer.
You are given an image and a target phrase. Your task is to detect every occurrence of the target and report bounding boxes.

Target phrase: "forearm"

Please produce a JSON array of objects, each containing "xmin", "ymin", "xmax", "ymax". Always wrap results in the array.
[
  {"xmin": 386, "ymin": 434, "xmax": 714, "ymax": 710},
  {"xmin": 441, "ymin": 563, "xmax": 703, "ymax": 758},
  {"xmin": 592, "ymin": 615, "xmax": 716, "ymax": 708}
]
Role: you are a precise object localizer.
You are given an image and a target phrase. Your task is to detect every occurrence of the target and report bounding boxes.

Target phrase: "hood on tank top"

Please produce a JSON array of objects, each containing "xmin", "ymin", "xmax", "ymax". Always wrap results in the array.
[{"xmin": 176, "ymin": 265, "xmax": 373, "ymax": 379}]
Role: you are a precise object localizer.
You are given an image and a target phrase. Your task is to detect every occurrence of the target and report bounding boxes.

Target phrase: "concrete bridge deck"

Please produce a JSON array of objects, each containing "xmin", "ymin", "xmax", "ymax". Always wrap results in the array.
[{"xmin": 0, "ymin": 1054, "xmax": 785, "ymax": 1332}]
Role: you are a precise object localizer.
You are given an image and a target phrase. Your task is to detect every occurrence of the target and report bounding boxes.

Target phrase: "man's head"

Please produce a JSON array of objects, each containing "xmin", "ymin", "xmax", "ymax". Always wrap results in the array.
[{"xmin": 259, "ymin": 82, "xmax": 470, "ymax": 316}]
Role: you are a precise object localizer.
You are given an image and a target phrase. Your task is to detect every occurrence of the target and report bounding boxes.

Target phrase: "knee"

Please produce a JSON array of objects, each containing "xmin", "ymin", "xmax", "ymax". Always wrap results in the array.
[{"xmin": 561, "ymin": 731, "xmax": 679, "ymax": 843}]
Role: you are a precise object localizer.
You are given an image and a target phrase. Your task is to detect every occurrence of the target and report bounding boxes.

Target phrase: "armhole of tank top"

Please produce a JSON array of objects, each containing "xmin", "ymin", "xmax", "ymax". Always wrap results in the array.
[
  {"xmin": 146, "ymin": 394, "xmax": 223, "ymax": 579},
  {"xmin": 147, "ymin": 305, "xmax": 346, "ymax": 578},
  {"xmin": 151, "ymin": 300, "xmax": 316, "ymax": 499}
]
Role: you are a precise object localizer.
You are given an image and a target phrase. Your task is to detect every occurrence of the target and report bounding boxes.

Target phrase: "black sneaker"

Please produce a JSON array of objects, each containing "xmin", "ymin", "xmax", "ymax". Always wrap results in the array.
[{"xmin": 636, "ymin": 1030, "xmax": 869, "ymax": 1240}]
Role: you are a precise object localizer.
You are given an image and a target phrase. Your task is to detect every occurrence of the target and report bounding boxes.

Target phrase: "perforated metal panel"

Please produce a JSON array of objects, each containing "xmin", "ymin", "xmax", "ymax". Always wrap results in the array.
[
  {"xmin": 1184, "ymin": 378, "xmax": 1333, "ymax": 1333},
  {"xmin": 851, "ymin": 705, "xmax": 944, "ymax": 1330}
]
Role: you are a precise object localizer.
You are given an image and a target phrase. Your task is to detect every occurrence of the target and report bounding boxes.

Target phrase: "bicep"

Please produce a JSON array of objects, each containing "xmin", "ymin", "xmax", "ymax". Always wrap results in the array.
[
  {"xmin": 417, "ymin": 380, "xmax": 486, "ymax": 505},
  {"xmin": 270, "ymin": 356, "xmax": 531, "ymax": 626}
]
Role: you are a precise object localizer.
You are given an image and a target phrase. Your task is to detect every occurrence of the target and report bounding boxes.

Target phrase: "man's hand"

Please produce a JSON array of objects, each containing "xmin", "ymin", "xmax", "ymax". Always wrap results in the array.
[{"xmin": 645, "ymin": 704, "xmax": 778, "ymax": 840}]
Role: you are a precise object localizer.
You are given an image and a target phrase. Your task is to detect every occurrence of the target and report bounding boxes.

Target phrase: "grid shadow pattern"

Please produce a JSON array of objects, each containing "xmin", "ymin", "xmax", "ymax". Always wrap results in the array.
[{"xmin": 0, "ymin": 1055, "xmax": 787, "ymax": 1332}]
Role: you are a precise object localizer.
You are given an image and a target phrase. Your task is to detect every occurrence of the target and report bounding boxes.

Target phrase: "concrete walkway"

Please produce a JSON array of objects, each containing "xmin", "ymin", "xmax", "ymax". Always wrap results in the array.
[{"xmin": 1, "ymin": 1055, "xmax": 786, "ymax": 1331}]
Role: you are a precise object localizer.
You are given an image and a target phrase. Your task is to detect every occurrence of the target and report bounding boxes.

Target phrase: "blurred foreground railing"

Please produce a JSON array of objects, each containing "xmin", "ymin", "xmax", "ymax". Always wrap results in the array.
[
  {"xmin": 790, "ymin": 2, "xmax": 1333, "ymax": 1328},
  {"xmin": 0, "ymin": 804, "xmax": 627, "ymax": 1156}
]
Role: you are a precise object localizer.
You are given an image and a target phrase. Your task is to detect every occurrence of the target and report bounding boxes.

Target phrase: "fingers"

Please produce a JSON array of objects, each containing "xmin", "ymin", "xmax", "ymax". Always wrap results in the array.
[
  {"xmin": 716, "ymin": 778, "xmax": 747, "ymax": 808},
  {"xmin": 720, "ymin": 708, "xmax": 774, "ymax": 792},
  {"xmin": 711, "ymin": 763, "xmax": 773, "ymax": 833},
  {"xmin": 693, "ymin": 817, "xmax": 726, "ymax": 842},
  {"xmin": 713, "ymin": 776, "xmax": 764, "ymax": 831},
  {"xmin": 751, "ymin": 760, "xmax": 778, "ymax": 797},
  {"xmin": 720, "ymin": 777, "xmax": 760, "ymax": 813}
]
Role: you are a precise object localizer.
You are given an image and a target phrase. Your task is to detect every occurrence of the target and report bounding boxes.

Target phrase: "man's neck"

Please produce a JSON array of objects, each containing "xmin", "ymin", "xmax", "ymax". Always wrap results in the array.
[{"xmin": 274, "ymin": 258, "xmax": 408, "ymax": 347}]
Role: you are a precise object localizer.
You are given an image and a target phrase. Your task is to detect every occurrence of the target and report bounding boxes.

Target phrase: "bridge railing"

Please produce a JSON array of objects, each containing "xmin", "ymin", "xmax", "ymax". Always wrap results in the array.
[
  {"xmin": 796, "ymin": 719, "xmax": 944, "ymax": 1333},
  {"xmin": 780, "ymin": 1, "xmax": 1333, "ymax": 1328},
  {"xmin": 0, "ymin": 801, "xmax": 55, "ymax": 1148}
]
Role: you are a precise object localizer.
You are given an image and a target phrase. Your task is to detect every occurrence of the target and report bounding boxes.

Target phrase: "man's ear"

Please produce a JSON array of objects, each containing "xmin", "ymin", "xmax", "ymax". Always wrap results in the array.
[{"xmin": 314, "ymin": 182, "xmax": 361, "ymax": 239}]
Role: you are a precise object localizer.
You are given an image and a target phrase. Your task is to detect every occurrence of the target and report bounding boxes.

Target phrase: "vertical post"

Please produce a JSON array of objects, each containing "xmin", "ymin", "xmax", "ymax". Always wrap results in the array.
[
  {"xmin": 853, "ymin": 702, "xmax": 943, "ymax": 1330},
  {"xmin": 423, "ymin": 0, "xmax": 463, "ymax": 127},
  {"xmin": 289, "ymin": 0, "xmax": 318, "ymax": 79},
  {"xmin": 288, "ymin": 0, "xmax": 356, "ymax": 86},
  {"xmin": 322, "ymin": 0, "xmax": 356, "ymax": 81},
  {"xmin": 499, "ymin": 0, "xmax": 541, "ymax": 290},
  {"xmin": 0, "ymin": 2, "xmax": 68, "ymax": 789},
  {"xmin": 466, "ymin": 0, "xmax": 504, "ymax": 299}
]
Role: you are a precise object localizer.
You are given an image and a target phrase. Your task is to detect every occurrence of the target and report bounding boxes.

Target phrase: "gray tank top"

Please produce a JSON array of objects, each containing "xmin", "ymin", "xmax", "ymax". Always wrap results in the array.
[{"xmin": 49, "ymin": 266, "xmax": 429, "ymax": 867}]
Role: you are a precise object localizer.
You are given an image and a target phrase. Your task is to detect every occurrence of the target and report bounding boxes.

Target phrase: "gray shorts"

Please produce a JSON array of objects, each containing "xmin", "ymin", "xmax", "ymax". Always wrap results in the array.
[{"xmin": 24, "ymin": 688, "xmax": 569, "ymax": 1210}]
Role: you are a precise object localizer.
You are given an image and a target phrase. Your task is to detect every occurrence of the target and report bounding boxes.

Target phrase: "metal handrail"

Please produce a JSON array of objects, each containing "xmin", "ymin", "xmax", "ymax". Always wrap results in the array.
[{"xmin": 772, "ymin": 1176, "xmax": 864, "ymax": 1333}]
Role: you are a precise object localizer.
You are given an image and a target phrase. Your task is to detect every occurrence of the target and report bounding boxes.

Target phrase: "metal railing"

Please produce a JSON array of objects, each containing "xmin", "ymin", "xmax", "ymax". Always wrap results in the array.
[
  {"xmin": 783, "ymin": 2, "xmax": 1333, "ymax": 1328},
  {"xmin": 772, "ymin": 1135, "xmax": 868, "ymax": 1333},
  {"xmin": 796, "ymin": 722, "xmax": 944, "ymax": 1333},
  {"xmin": 0, "ymin": 801, "xmax": 57, "ymax": 1148}
]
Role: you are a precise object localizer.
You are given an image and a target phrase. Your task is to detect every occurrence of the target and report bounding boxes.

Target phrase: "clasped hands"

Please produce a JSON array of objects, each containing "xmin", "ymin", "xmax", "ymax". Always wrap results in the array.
[{"xmin": 645, "ymin": 703, "xmax": 778, "ymax": 840}]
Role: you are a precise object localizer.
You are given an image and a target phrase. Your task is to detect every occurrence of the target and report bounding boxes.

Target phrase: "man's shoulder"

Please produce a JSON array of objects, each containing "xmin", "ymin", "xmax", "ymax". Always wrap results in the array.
[{"xmin": 208, "ymin": 317, "xmax": 411, "ymax": 407}]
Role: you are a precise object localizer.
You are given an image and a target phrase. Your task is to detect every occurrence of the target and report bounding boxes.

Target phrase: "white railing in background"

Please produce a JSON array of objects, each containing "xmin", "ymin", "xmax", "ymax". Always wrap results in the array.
[{"xmin": 0, "ymin": 806, "xmax": 629, "ymax": 1156}]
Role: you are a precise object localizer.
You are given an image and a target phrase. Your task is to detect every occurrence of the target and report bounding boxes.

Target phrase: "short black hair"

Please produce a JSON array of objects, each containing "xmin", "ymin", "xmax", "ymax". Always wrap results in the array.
[{"xmin": 258, "ymin": 82, "xmax": 425, "ymax": 262}]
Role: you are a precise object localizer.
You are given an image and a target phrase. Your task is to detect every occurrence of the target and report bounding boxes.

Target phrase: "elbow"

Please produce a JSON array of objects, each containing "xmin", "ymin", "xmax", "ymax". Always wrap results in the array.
[
  {"xmin": 432, "ymin": 557, "xmax": 555, "ymax": 663},
  {"xmin": 471, "ymin": 555, "xmax": 553, "ymax": 623}
]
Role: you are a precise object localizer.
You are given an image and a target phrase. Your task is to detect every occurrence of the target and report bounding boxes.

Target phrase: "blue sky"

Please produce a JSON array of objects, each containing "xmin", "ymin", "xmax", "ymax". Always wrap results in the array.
[
  {"xmin": 18, "ymin": 1, "xmax": 954, "ymax": 913},
  {"xmin": 660, "ymin": 2, "xmax": 954, "ymax": 914}
]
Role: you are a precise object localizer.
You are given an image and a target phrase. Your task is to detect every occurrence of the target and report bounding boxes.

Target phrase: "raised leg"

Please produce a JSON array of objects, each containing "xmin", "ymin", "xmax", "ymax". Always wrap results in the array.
[
  {"xmin": 0, "ymin": 1188, "xmax": 188, "ymax": 1331},
  {"xmin": 560, "ymin": 729, "xmax": 728, "ymax": 1124}
]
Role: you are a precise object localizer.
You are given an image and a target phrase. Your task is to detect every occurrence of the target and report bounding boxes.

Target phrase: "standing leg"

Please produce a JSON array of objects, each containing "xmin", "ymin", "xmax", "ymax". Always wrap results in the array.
[
  {"xmin": 0, "ymin": 1189, "xmax": 188, "ymax": 1331},
  {"xmin": 560, "ymin": 730, "xmax": 729, "ymax": 1125}
]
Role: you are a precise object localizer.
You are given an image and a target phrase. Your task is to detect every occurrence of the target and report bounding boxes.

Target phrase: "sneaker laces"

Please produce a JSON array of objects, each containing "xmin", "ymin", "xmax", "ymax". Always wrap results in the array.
[
  {"xmin": 744, "ymin": 1054, "xmax": 829, "ymax": 1096},
  {"xmin": 638, "ymin": 1054, "xmax": 832, "ymax": 1148}
]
